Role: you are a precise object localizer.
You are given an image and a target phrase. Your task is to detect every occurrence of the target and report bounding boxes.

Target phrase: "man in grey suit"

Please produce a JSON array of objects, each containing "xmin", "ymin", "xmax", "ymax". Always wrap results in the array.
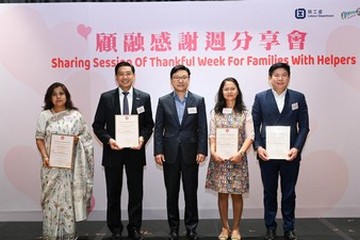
[
  {"xmin": 154, "ymin": 65, "xmax": 208, "ymax": 240},
  {"xmin": 252, "ymin": 62, "xmax": 309, "ymax": 240},
  {"xmin": 92, "ymin": 61, "xmax": 154, "ymax": 240}
]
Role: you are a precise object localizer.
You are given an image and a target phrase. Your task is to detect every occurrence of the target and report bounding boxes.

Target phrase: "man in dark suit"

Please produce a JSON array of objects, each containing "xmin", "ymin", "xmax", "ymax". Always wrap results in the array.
[
  {"xmin": 252, "ymin": 62, "xmax": 309, "ymax": 240},
  {"xmin": 92, "ymin": 61, "xmax": 154, "ymax": 240},
  {"xmin": 154, "ymin": 65, "xmax": 208, "ymax": 240}
]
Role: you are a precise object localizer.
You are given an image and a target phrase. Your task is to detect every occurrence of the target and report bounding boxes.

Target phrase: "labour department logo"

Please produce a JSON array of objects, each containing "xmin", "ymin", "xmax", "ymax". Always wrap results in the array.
[{"xmin": 295, "ymin": 8, "xmax": 306, "ymax": 19}]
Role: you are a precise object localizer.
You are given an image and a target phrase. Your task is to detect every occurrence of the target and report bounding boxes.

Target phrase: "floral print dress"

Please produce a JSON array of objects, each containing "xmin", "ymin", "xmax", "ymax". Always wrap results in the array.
[{"xmin": 205, "ymin": 110, "xmax": 253, "ymax": 194}]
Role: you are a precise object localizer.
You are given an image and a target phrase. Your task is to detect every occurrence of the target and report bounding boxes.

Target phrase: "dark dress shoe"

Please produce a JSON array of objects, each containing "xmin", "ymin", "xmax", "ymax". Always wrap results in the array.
[
  {"xmin": 168, "ymin": 229, "xmax": 179, "ymax": 240},
  {"xmin": 111, "ymin": 233, "xmax": 122, "ymax": 240},
  {"xmin": 186, "ymin": 230, "xmax": 199, "ymax": 240},
  {"xmin": 128, "ymin": 229, "xmax": 144, "ymax": 240},
  {"xmin": 284, "ymin": 230, "xmax": 297, "ymax": 240},
  {"xmin": 264, "ymin": 229, "xmax": 276, "ymax": 240}
]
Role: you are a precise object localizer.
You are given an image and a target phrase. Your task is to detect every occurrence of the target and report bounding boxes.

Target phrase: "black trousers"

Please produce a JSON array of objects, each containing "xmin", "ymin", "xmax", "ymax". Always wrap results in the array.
[
  {"xmin": 163, "ymin": 148, "xmax": 199, "ymax": 232},
  {"xmin": 104, "ymin": 161, "xmax": 144, "ymax": 235},
  {"xmin": 259, "ymin": 160, "xmax": 300, "ymax": 232}
]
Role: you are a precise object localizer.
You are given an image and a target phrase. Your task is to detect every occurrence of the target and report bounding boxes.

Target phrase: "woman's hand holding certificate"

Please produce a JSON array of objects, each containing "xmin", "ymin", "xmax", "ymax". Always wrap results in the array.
[
  {"xmin": 49, "ymin": 134, "xmax": 75, "ymax": 169},
  {"xmin": 215, "ymin": 128, "xmax": 238, "ymax": 160}
]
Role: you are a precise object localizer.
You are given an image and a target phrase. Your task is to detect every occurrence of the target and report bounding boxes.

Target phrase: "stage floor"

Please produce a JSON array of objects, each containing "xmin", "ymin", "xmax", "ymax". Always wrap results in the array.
[{"xmin": 0, "ymin": 218, "xmax": 359, "ymax": 240}]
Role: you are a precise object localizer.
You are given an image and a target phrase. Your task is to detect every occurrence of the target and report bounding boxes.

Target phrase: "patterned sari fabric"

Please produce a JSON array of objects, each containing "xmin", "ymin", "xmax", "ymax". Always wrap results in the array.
[
  {"xmin": 205, "ymin": 110, "xmax": 251, "ymax": 194},
  {"xmin": 35, "ymin": 109, "xmax": 94, "ymax": 240}
]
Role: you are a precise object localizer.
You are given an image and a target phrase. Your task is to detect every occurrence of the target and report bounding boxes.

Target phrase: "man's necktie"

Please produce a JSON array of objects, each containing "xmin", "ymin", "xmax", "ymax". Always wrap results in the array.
[{"xmin": 122, "ymin": 91, "xmax": 129, "ymax": 115}]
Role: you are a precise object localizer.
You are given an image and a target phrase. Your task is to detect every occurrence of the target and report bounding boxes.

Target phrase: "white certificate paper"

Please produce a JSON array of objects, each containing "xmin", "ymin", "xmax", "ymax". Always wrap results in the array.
[
  {"xmin": 216, "ymin": 128, "xmax": 238, "ymax": 159},
  {"xmin": 115, "ymin": 115, "xmax": 139, "ymax": 148},
  {"xmin": 266, "ymin": 126, "xmax": 290, "ymax": 160},
  {"xmin": 49, "ymin": 134, "xmax": 75, "ymax": 169}
]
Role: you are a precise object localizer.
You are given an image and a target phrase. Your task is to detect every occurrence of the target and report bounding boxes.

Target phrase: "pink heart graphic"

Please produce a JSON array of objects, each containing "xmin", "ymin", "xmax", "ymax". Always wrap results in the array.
[
  {"xmin": 0, "ymin": 6, "xmax": 91, "ymax": 94},
  {"xmin": 0, "ymin": 7, "xmax": 108, "ymax": 207},
  {"xmin": 77, "ymin": 24, "xmax": 92, "ymax": 40}
]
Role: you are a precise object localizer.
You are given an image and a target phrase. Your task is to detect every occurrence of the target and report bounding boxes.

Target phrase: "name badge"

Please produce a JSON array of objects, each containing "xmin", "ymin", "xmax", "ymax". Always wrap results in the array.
[
  {"xmin": 137, "ymin": 106, "xmax": 145, "ymax": 114},
  {"xmin": 187, "ymin": 107, "xmax": 197, "ymax": 114},
  {"xmin": 291, "ymin": 102, "xmax": 299, "ymax": 110},
  {"xmin": 222, "ymin": 108, "xmax": 232, "ymax": 114}
]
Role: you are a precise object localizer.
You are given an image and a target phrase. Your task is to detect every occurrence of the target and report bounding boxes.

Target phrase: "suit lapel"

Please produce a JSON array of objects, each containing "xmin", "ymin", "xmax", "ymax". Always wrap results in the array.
[
  {"xmin": 113, "ymin": 88, "xmax": 121, "ymax": 115},
  {"xmin": 181, "ymin": 92, "xmax": 194, "ymax": 126},
  {"xmin": 132, "ymin": 88, "xmax": 140, "ymax": 114},
  {"xmin": 266, "ymin": 89, "xmax": 282, "ymax": 124},
  {"xmin": 267, "ymin": 89, "xmax": 292, "ymax": 124},
  {"xmin": 281, "ymin": 91, "xmax": 290, "ymax": 114},
  {"xmin": 266, "ymin": 90, "xmax": 279, "ymax": 114},
  {"xmin": 168, "ymin": 93, "xmax": 181, "ymax": 127}
]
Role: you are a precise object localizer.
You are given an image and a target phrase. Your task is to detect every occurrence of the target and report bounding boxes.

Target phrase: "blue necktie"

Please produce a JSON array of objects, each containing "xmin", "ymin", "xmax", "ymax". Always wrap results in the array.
[{"xmin": 122, "ymin": 92, "xmax": 129, "ymax": 115}]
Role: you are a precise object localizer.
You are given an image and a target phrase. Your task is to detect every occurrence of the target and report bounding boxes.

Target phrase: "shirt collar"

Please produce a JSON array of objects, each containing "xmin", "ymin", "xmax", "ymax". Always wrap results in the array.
[
  {"xmin": 119, "ymin": 86, "xmax": 133, "ymax": 95},
  {"xmin": 172, "ymin": 91, "xmax": 188, "ymax": 100},
  {"xmin": 271, "ymin": 88, "xmax": 287, "ymax": 97}
]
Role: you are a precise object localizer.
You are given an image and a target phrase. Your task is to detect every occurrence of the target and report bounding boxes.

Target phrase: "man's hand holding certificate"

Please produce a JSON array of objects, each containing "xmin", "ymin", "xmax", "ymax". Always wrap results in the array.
[
  {"xmin": 265, "ymin": 126, "xmax": 290, "ymax": 160},
  {"xmin": 115, "ymin": 115, "xmax": 139, "ymax": 148}
]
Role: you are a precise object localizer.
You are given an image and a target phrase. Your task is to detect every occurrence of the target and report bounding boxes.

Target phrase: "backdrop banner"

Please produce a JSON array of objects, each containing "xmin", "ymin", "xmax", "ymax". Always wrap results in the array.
[{"xmin": 0, "ymin": 1, "xmax": 359, "ymax": 221}]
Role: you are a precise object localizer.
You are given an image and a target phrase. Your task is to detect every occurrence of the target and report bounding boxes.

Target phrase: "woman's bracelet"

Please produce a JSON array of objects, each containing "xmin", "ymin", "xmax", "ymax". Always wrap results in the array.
[{"xmin": 239, "ymin": 150, "xmax": 245, "ymax": 157}]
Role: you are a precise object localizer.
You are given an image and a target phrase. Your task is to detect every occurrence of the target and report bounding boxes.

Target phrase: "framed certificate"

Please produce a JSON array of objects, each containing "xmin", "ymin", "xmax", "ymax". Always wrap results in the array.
[
  {"xmin": 115, "ymin": 115, "xmax": 139, "ymax": 148},
  {"xmin": 266, "ymin": 126, "xmax": 290, "ymax": 160},
  {"xmin": 49, "ymin": 134, "xmax": 75, "ymax": 169},
  {"xmin": 216, "ymin": 127, "xmax": 238, "ymax": 159}
]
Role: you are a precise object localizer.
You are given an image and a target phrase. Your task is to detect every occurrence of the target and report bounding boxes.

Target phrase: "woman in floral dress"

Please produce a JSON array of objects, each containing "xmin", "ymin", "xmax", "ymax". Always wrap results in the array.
[
  {"xmin": 35, "ymin": 82, "xmax": 94, "ymax": 240},
  {"xmin": 205, "ymin": 77, "xmax": 254, "ymax": 240}
]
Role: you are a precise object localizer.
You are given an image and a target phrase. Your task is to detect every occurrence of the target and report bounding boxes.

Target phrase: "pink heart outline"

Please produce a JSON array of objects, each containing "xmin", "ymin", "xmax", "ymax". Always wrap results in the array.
[{"xmin": 77, "ymin": 24, "xmax": 92, "ymax": 40}]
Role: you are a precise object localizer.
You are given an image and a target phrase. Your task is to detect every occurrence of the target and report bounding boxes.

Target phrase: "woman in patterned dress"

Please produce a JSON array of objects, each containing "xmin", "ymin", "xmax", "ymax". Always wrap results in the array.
[
  {"xmin": 35, "ymin": 82, "xmax": 94, "ymax": 240},
  {"xmin": 205, "ymin": 77, "xmax": 254, "ymax": 240}
]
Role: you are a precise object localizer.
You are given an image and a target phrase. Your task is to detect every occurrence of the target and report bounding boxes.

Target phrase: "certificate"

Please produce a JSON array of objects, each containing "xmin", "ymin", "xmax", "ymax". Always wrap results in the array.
[
  {"xmin": 49, "ymin": 134, "xmax": 75, "ymax": 169},
  {"xmin": 216, "ymin": 128, "xmax": 238, "ymax": 159},
  {"xmin": 115, "ymin": 115, "xmax": 139, "ymax": 148},
  {"xmin": 266, "ymin": 126, "xmax": 290, "ymax": 160}
]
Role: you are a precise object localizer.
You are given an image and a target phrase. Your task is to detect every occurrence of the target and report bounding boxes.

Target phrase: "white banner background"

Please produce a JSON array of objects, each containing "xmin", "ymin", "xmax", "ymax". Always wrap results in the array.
[{"xmin": 0, "ymin": 0, "xmax": 359, "ymax": 221}]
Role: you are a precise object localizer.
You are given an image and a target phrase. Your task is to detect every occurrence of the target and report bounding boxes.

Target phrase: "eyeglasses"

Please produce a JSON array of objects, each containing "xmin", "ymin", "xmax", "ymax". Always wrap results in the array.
[{"xmin": 172, "ymin": 76, "xmax": 189, "ymax": 81}]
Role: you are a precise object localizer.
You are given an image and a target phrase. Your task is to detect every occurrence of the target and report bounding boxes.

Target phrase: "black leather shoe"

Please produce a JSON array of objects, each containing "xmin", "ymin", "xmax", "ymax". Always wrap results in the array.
[
  {"xmin": 264, "ymin": 229, "xmax": 276, "ymax": 240},
  {"xmin": 168, "ymin": 229, "xmax": 179, "ymax": 240},
  {"xmin": 186, "ymin": 230, "xmax": 199, "ymax": 240},
  {"xmin": 284, "ymin": 230, "xmax": 297, "ymax": 240},
  {"xmin": 111, "ymin": 233, "xmax": 122, "ymax": 240},
  {"xmin": 128, "ymin": 229, "xmax": 144, "ymax": 240}
]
